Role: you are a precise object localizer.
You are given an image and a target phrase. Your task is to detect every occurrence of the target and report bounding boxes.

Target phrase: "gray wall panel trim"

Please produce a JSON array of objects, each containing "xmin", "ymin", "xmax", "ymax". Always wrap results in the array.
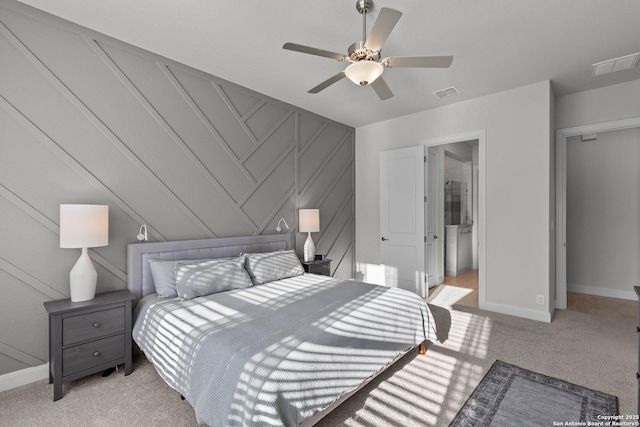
[
  {"xmin": 0, "ymin": 21, "xmax": 216, "ymax": 239},
  {"xmin": 238, "ymin": 109, "xmax": 296, "ymax": 164},
  {"xmin": 314, "ymin": 160, "xmax": 354, "ymax": 211},
  {"xmin": 240, "ymin": 98, "xmax": 268, "ymax": 122},
  {"xmin": 0, "ymin": 342, "xmax": 44, "ymax": 368},
  {"xmin": 238, "ymin": 145, "xmax": 297, "ymax": 208},
  {"xmin": 213, "ymin": 82, "xmax": 260, "ymax": 145},
  {"xmin": 214, "ymin": 83, "xmax": 294, "ymax": 149},
  {"xmin": 88, "ymin": 37, "xmax": 259, "ymax": 234},
  {"xmin": 0, "ymin": 184, "xmax": 127, "ymax": 283},
  {"xmin": 0, "ymin": 256, "xmax": 66, "ymax": 300},
  {"xmin": 160, "ymin": 64, "xmax": 257, "ymax": 186},
  {"xmin": 316, "ymin": 190, "xmax": 354, "ymax": 249},
  {"xmin": 324, "ymin": 214, "xmax": 354, "ymax": 268},
  {"xmin": 256, "ymin": 187, "xmax": 297, "ymax": 235},
  {"xmin": 0, "ymin": 95, "xmax": 167, "ymax": 243},
  {"xmin": 331, "ymin": 241, "xmax": 354, "ymax": 277},
  {"xmin": 299, "ymin": 122, "xmax": 330, "ymax": 157},
  {"xmin": 0, "ymin": 183, "xmax": 58, "ymax": 234},
  {"xmin": 298, "ymin": 131, "xmax": 353, "ymax": 198}
]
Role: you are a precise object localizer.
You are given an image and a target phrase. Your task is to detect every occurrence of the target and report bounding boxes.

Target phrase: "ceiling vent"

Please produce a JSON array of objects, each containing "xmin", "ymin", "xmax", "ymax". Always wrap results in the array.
[
  {"xmin": 591, "ymin": 52, "xmax": 640, "ymax": 77},
  {"xmin": 433, "ymin": 86, "xmax": 459, "ymax": 99}
]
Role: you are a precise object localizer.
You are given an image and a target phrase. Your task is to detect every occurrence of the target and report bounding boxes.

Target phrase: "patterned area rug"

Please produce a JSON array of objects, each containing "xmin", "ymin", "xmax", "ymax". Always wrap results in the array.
[{"xmin": 450, "ymin": 360, "xmax": 618, "ymax": 427}]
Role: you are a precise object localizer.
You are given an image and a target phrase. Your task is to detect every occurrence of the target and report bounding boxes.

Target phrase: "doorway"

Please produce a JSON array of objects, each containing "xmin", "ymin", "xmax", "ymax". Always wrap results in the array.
[
  {"xmin": 427, "ymin": 139, "xmax": 481, "ymax": 307},
  {"xmin": 556, "ymin": 117, "xmax": 640, "ymax": 309},
  {"xmin": 424, "ymin": 130, "xmax": 487, "ymax": 310}
]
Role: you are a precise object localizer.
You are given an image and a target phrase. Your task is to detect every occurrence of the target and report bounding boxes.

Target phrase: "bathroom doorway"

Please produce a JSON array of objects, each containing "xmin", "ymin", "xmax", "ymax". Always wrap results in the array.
[
  {"xmin": 424, "ymin": 131, "xmax": 485, "ymax": 309},
  {"xmin": 442, "ymin": 141, "xmax": 479, "ymax": 306}
]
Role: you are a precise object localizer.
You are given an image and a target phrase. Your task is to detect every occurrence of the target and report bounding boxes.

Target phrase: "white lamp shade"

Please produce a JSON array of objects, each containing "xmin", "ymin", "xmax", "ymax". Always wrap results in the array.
[
  {"xmin": 299, "ymin": 209, "xmax": 320, "ymax": 233},
  {"xmin": 60, "ymin": 204, "xmax": 109, "ymax": 248},
  {"xmin": 344, "ymin": 61, "xmax": 383, "ymax": 86}
]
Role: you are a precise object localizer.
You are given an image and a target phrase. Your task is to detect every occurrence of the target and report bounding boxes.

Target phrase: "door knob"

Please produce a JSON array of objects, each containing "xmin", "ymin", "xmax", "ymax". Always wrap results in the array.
[
  {"xmin": 434, "ymin": 235, "xmax": 438, "ymax": 239},
  {"xmin": 381, "ymin": 237, "xmax": 389, "ymax": 241}
]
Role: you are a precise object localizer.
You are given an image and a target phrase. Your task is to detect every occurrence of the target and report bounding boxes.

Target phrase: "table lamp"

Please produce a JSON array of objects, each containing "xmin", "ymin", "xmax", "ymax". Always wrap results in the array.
[
  {"xmin": 60, "ymin": 204, "xmax": 109, "ymax": 302},
  {"xmin": 299, "ymin": 209, "xmax": 320, "ymax": 262}
]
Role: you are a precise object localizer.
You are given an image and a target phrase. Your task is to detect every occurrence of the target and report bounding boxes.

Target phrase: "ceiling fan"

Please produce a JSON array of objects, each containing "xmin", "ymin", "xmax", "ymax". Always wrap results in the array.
[{"xmin": 283, "ymin": 0, "xmax": 453, "ymax": 100}]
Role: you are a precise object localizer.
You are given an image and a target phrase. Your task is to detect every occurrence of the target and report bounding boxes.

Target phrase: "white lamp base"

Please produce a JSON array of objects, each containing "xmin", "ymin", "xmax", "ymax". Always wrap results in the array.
[
  {"xmin": 303, "ymin": 232, "xmax": 316, "ymax": 262},
  {"xmin": 69, "ymin": 247, "xmax": 97, "ymax": 302}
]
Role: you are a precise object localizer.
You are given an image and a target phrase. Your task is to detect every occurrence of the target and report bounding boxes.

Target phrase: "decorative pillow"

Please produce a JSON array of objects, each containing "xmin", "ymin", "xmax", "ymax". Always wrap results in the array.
[
  {"xmin": 148, "ymin": 259, "xmax": 184, "ymax": 298},
  {"xmin": 148, "ymin": 258, "xmax": 212, "ymax": 298},
  {"xmin": 242, "ymin": 250, "xmax": 305, "ymax": 286},
  {"xmin": 175, "ymin": 257, "xmax": 253, "ymax": 300}
]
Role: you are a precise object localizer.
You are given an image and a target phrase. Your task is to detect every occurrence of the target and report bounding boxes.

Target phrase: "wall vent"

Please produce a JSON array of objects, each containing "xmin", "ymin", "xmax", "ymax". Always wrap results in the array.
[
  {"xmin": 433, "ymin": 86, "xmax": 459, "ymax": 99},
  {"xmin": 591, "ymin": 52, "xmax": 640, "ymax": 77}
]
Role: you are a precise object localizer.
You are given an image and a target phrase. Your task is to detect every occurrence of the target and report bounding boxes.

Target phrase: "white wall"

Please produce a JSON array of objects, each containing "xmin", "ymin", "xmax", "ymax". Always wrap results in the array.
[
  {"xmin": 356, "ymin": 80, "xmax": 554, "ymax": 321},
  {"xmin": 556, "ymin": 79, "xmax": 640, "ymax": 129},
  {"xmin": 566, "ymin": 129, "xmax": 640, "ymax": 299}
]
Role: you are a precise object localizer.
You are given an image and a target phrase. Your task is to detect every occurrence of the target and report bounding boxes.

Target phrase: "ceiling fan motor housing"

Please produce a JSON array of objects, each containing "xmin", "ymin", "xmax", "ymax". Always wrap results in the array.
[{"xmin": 348, "ymin": 41, "xmax": 380, "ymax": 62}]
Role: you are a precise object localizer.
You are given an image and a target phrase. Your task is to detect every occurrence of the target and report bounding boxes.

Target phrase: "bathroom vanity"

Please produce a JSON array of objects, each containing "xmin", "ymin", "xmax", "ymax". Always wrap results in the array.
[{"xmin": 445, "ymin": 224, "xmax": 473, "ymax": 277}]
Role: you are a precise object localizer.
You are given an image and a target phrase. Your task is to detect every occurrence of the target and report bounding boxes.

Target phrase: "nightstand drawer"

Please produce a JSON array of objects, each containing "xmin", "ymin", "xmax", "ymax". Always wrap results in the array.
[
  {"xmin": 63, "ymin": 307, "xmax": 125, "ymax": 345},
  {"xmin": 63, "ymin": 334, "xmax": 125, "ymax": 376}
]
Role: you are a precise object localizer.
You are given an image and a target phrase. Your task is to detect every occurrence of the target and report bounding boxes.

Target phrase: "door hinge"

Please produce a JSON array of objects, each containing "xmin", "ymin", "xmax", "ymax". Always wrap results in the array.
[
  {"xmin": 424, "ymin": 155, "xmax": 427, "ymax": 163},
  {"xmin": 424, "ymin": 196, "xmax": 427, "ymax": 203},
  {"xmin": 424, "ymin": 236, "xmax": 427, "ymax": 242}
]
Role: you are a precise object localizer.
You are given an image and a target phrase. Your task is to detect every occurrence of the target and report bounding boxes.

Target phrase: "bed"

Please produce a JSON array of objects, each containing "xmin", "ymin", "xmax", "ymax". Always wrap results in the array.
[{"xmin": 127, "ymin": 234, "xmax": 439, "ymax": 427}]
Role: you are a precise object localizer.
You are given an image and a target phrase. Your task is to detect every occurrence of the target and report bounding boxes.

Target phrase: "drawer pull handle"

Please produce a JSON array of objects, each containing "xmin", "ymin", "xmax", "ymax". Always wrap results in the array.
[
  {"xmin": 92, "ymin": 322, "xmax": 101, "ymax": 328},
  {"xmin": 93, "ymin": 351, "xmax": 101, "ymax": 357}
]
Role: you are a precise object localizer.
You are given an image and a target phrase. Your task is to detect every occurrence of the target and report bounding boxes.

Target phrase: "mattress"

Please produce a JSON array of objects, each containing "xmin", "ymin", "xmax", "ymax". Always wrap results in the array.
[{"xmin": 133, "ymin": 273, "xmax": 438, "ymax": 426}]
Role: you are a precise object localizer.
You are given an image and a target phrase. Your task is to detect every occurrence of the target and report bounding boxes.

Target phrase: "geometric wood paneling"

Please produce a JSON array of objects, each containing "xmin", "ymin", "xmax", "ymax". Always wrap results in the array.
[{"xmin": 0, "ymin": 0, "xmax": 354, "ymax": 376}]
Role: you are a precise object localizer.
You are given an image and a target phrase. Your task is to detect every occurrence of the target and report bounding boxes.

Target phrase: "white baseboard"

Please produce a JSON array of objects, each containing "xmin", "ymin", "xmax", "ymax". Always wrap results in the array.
[
  {"xmin": 485, "ymin": 301, "xmax": 552, "ymax": 323},
  {"xmin": 0, "ymin": 363, "xmax": 49, "ymax": 393},
  {"xmin": 568, "ymin": 283, "xmax": 637, "ymax": 301}
]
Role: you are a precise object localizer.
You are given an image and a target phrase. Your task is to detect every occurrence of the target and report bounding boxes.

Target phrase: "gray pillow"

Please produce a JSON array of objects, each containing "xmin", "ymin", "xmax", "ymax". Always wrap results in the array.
[
  {"xmin": 148, "ymin": 259, "xmax": 183, "ymax": 298},
  {"xmin": 243, "ymin": 250, "xmax": 304, "ymax": 285},
  {"xmin": 148, "ymin": 258, "xmax": 212, "ymax": 298},
  {"xmin": 175, "ymin": 257, "xmax": 253, "ymax": 300}
]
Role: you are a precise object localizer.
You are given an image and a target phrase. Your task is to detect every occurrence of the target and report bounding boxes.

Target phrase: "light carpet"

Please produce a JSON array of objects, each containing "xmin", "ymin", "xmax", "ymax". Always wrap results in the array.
[{"xmin": 0, "ymin": 304, "xmax": 635, "ymax": 427}]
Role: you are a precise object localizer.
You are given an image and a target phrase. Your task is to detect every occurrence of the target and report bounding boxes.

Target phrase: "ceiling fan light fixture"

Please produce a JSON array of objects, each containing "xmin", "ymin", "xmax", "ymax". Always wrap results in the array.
[{"xmin": 344, "ymin": 61, "xmax": 383, "ymax": 86}]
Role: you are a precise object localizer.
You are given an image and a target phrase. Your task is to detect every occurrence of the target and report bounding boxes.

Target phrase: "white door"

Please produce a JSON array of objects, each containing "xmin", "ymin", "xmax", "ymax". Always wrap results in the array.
[
  {"xmin": 426, "ymin": 149, "xmax": 439, "ymax": 287},
  {"xmin": 380, "ymin": 146, "xmax": 426, "ymax": 297}
]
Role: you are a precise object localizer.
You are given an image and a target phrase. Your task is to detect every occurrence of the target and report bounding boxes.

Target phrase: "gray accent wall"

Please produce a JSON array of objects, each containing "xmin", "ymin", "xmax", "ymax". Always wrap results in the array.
[{"xmin": 0, "ymin": 0, "xmax": 354, "ymax": 376}]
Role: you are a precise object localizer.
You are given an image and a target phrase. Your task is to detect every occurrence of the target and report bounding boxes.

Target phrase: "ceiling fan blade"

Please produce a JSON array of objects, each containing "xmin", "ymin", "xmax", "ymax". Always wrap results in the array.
[
  {"xmin": 371, "ymin": 76, "xmax": 394, "ymax": 100},
  {"xmin": 384, "ymin": 56, "xmax": 453, "ymax": 68},
  {"xmin": 308, "ymin": 72, "xmax": 346, "ymax": 94},
  {"xmin": 283, "ymin": 42, "xmax": 347, "ymax": 61},
  {"xmin": 365, "ymin": 8, "xmax": 402, "ymax": 52}
]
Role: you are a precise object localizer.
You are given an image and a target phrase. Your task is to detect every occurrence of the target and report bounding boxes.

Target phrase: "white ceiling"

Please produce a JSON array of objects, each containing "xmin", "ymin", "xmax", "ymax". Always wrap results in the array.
[{"xmin": 16, "ymin": 0, "xmax": 640, "ymax": 128}]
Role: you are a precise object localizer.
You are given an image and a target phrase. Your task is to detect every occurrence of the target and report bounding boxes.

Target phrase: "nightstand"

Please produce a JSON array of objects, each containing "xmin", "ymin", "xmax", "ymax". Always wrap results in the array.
[
  {"xmin": 301, "ymin": 259, "xmax": 332, "ymax": 276},
  {"xmin": 44, "ymin": 289, "xmax": 136, "ymax": 401}
]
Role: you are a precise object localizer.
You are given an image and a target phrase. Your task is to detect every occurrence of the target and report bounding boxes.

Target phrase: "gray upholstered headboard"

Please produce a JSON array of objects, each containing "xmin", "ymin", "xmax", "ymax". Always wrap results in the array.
[{"xmin": 126, "ymin": 234, "xmax": 292, "ymax": 301}]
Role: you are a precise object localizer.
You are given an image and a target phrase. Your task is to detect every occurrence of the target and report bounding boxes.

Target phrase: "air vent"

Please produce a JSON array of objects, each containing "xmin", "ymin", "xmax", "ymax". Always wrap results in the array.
[
  {"xmin": 591, "ymin": 52, "xmax": 640, "ymax": 77},
  {"xmin": 433, "ymin": 86, "xmax": 459, "ymax": 99}
]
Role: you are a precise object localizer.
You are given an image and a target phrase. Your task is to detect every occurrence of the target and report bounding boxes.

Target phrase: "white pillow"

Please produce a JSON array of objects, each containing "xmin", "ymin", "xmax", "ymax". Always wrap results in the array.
[
  {"xmin": 175, "ymin": 257, "xmax": 253, "ymax": 300},
  {"xmin": 242, "ymin": 250, "xmax": 304, "ymax": 285}
]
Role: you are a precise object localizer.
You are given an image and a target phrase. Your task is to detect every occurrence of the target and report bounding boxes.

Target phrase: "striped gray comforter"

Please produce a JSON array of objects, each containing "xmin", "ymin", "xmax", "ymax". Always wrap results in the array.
[{"xmin": 132, "ymin": 274, "xmax": 439, "ymax": 426}]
